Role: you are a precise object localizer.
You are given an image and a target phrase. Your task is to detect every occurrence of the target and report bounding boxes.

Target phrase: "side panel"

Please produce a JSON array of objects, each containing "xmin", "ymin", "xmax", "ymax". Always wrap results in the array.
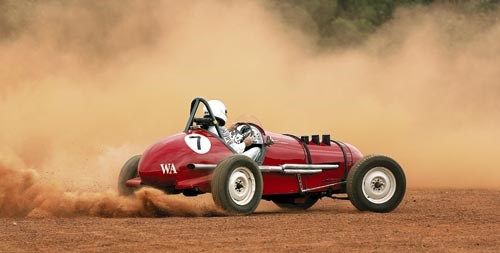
[
  {"xmin": 300, "ymin": 142, "xmax": 348, "ymax": 192},
  {"xmin": 261, "ymin": 134, "xmax": 362, "ymax": 194},
  {"xmin": 138, "ymin": 130, "xmax": 233, "ymax": 192},
  {"xmin": 261, "ymin": 133, "xmax": 307, "ymax": 195}
]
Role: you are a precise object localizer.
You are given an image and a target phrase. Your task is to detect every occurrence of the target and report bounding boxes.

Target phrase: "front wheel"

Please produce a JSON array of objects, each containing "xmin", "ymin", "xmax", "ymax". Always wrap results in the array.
[
  {"xmin": 347, "ymin": 155, "xmax": 406, "ymax": 213},
  {"xmin": 211, "ymin": 155, "xmax": 263, "ymax": 215}
]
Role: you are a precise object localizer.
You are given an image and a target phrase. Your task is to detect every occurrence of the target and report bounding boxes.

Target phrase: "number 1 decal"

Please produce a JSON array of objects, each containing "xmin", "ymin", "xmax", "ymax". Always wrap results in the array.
[{"xmin": 184, "ymin": 134, "xmax": 211, "ymax": 154}]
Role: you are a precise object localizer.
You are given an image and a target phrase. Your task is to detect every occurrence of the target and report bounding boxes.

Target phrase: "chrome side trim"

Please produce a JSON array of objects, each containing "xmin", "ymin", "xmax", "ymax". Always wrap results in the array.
[
  {"xmin": 260, "ymin": 164, "xmax": 339, "ymax": 174},
  {"xmin": 188, "ymin": 163, "xmax": 339, "ymax": 175},
  {"xmin": 282, "ymin": 164, "xmax": 339, "ymax": 170},
  {"xmin": 259, "ymin": 166, "xmax": 283, "ymax": 173}
]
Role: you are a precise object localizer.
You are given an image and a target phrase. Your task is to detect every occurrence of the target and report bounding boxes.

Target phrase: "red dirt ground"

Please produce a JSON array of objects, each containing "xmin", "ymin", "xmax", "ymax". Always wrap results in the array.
[{"xmin": 1, "ymin": 188, "xmax": 499, "ymax": 252}]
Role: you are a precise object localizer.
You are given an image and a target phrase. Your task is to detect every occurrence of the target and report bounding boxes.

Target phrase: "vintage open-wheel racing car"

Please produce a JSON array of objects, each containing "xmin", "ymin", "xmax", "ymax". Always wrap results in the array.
[{"xmin": 118, "ymin": 98, "xmax": 406, "ymax": 215}]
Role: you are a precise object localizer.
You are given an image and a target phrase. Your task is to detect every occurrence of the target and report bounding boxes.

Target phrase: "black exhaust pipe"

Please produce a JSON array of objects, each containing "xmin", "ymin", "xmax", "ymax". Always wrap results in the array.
[
  {"xmin": 322, "ymin": 134, "xmax": 331, "ymax": 145},
  {"xmin": 311, "ymin": 135, "xmax": 320, "ymax": 145},
  {"xmin": 300, "ymin": 136, "xmax": 309, "ymax": 144}
]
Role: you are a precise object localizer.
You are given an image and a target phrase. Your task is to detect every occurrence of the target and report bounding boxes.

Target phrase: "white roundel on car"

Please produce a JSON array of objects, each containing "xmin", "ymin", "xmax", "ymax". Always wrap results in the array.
[{"xmin": 184, "ymin": 134, "xmax": 211, "ymax": 154}]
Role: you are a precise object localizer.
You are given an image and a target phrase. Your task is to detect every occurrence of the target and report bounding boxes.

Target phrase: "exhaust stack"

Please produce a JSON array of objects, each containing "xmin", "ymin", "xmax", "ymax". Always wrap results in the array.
[
  {"xmin": 300, "ymin": 135, "xmax": 309, "ymax": 143},
  {"xmin": 322, "ymin": 134, "xmax": 331, "ymax": 145},
  {"xmin": 311, "ymin": 135, "xmax": 320, "ymax": 145}
]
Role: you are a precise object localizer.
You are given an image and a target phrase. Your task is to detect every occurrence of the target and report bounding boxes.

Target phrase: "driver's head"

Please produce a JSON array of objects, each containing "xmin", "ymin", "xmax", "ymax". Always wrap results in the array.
[{"xmin": 203, "ymin": 99, "xmax": 228, "ymax": 126}]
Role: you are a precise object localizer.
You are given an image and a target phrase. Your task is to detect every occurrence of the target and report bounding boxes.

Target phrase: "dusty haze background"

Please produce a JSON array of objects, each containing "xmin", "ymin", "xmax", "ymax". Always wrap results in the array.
[{"xmin": 1, "ymin": 0, "xmax": 500, "ymax": 217}]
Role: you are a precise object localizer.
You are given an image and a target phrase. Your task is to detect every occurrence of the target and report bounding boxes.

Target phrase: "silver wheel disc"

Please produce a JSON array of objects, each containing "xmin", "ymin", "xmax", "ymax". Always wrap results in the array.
[
  {"xmin": 362, "ymin": 167, "xmax": 396, "ymax": 204},
  {"xmin": 228, "ymin": 167, "xmax": 256, "ymax": 206}
]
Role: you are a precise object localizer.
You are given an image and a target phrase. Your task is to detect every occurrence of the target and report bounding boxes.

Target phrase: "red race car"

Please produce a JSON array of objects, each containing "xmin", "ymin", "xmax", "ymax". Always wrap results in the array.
[{"xmin": 118, "ymin": 98, "xmax": 406, "ymax": 214}]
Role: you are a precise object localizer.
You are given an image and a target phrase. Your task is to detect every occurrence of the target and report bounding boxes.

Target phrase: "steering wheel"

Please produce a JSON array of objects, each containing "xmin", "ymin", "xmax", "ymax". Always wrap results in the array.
[{"xmin": 232, "ymin": 123, "xmax": 255, "ymax": 144}]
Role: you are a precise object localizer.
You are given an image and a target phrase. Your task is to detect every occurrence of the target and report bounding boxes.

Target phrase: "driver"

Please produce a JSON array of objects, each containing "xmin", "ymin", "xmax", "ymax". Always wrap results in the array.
[{"xmin": 203, "ymin": 100, "xmax": 261, "ymax": 160}]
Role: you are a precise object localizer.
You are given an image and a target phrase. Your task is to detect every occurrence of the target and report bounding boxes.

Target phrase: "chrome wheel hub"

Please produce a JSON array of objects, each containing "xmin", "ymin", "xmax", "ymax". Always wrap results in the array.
[
  {"xmin": 362, "ymin": 167, "xmax": 396, "ymax": 204},
  {"xmin": 228, "ymin": 167, "xmax": 256, "ymax": 206}
]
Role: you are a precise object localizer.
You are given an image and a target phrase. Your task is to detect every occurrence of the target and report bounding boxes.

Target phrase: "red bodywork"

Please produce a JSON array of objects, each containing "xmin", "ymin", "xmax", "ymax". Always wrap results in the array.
[{"xmin": 129, "ymin": 126, "xmax": 363, "ymax": 197}]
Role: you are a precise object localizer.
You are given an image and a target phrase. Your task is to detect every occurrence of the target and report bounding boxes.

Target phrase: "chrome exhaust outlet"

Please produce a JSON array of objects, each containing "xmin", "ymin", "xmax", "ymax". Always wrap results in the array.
[{"xmin": 187, "ymin": 164, "xmax": 217, "ymax": 170}]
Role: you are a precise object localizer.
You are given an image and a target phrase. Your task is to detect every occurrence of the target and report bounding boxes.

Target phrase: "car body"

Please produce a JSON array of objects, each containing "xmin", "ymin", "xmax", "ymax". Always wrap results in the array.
[{"xmin": 119, "ymin": 98, "xmax": 406, "ymax": 214}]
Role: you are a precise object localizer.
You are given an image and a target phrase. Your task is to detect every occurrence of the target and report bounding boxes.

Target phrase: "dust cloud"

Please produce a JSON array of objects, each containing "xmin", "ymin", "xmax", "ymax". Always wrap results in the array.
[
  {"xmin": 0, "ymin": 1, "xmax": 499, "ymax": 217},
  {"xmin": 0, "ymin": 146, "xmax": 220, "ymax": 217}
]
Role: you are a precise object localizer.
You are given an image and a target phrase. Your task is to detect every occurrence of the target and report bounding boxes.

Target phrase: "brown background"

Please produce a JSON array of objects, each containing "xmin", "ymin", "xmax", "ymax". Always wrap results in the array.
[{"xmin": 1, "ymin": 1, "xmax": 499, "ymax": 252}]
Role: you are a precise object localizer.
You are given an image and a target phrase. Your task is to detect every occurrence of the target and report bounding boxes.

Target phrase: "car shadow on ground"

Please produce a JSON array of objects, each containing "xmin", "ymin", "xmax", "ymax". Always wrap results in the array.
[{"xmin": 252, "ymin": 199, "xmax": 357, "ymax": 216}]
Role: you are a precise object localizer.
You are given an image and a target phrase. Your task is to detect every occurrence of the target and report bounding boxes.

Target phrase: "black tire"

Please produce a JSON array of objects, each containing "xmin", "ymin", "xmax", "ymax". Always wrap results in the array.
[
  {"xmin": 118, "ymin": 155, "xmax": 141, "ymax": 196},
  {"xmin": 272, "ymin": 196, "xmax": 318, "ymax": 210},
  {"xmin": 347, "ymin": 155, "xmax": 406, "ymax": 213},
  {"xmin": 211, "ymin": 155, "xmax": 263, "ymax": 215}
]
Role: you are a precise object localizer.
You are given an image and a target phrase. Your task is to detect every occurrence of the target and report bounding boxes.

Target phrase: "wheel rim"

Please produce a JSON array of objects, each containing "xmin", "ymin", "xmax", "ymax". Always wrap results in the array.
[
  {"xmin": 228, "ymin": 167, "xmax": 256, "ymax": 206},
  {"xmin": 361, "ymin": 167, "xmax": 396, "ymax": 204}
]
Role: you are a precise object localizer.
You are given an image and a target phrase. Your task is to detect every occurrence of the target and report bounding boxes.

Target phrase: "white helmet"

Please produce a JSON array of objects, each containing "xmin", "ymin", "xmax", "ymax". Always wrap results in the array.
[{"xmin": 203, "ymin": 100, "xmax": 228, "ymax": 126}]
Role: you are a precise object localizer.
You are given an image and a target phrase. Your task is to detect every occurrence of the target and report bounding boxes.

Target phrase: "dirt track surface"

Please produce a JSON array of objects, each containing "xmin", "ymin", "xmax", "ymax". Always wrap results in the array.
[{"xmin": 1, "ymin": 188, "xmax": 499, "ymax": 252}]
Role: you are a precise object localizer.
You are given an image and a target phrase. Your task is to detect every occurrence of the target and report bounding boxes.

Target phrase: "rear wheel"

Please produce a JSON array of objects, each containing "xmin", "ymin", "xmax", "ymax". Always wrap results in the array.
[
  {"xmin": 117, "ymin": 155, "xmax": 141, "ymax": 196},
  {"xmin": 347, "ymin": 155, "xmax": 406, "ymax": 212},
  {"xmin": 211, "ymin": 155, "xmax": 263, "ymax": 215},
  {"xmin": 272, "ymin": 196, "xmax": 318, "ymax": 210}
]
